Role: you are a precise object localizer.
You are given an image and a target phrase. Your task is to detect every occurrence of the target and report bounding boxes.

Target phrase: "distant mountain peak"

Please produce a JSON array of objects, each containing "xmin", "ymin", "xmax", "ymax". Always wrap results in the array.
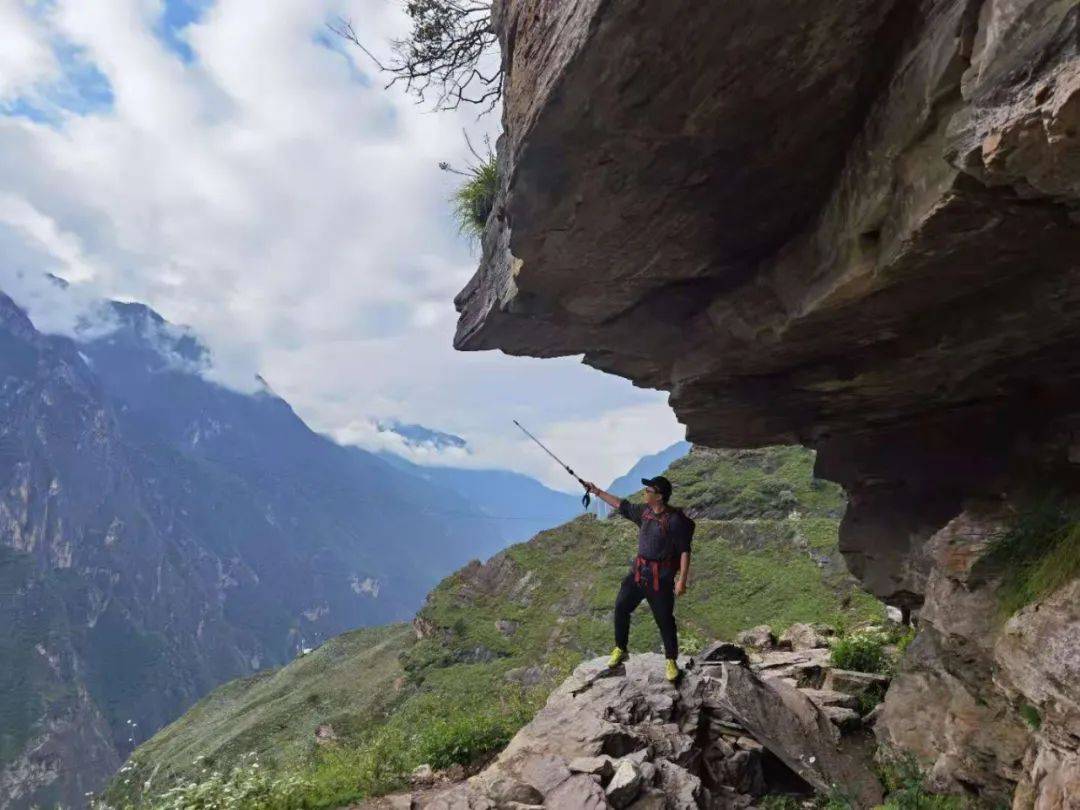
[
  {"xmin": 66, "ymin": 299, "xmax": 211, "ymax": 380},
  {"xmin": 378, "ymin": 420, "xmax": 468, "ymax": 451}
]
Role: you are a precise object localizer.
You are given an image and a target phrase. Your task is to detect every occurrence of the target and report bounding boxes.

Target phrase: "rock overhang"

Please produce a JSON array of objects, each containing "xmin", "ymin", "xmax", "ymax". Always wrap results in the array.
[{"xmin": 453, "ymin": 0, "xmax": 1080, "ymax": 455}]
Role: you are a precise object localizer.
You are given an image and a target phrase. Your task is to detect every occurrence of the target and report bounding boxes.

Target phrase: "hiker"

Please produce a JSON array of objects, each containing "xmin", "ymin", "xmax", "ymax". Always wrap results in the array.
[{"xmin": 582, "ymin": 476, "xmax": 694, "ymax": 682}]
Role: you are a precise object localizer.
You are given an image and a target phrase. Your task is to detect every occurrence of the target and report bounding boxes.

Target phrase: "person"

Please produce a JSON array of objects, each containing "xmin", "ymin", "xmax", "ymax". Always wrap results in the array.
[{"xmin": 582, "ymin": 475, "xmax": 693, "ymax": 682}]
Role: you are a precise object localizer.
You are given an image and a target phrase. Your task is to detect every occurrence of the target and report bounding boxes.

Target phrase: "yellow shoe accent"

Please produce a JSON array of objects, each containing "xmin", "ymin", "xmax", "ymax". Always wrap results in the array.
[
  {"xmin": 607, "ymin": 647, "xmax": 627, "ymax": 668},
  {"xmin": 665, "ymin": 658, "xmax": 679, "ymax": 682}
]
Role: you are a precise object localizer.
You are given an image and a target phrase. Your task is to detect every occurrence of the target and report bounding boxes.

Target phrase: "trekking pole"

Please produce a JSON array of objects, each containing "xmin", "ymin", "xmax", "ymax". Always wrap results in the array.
[{"xmin": 513, "ymin": 420, "xmax": 591, "ymax": 509}]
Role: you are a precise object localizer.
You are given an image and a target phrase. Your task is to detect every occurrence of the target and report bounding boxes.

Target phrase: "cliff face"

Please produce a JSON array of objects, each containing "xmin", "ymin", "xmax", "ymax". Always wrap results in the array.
[{"xmin": 453, "ymin": 1, "xmax": 1080, "ymax": 806}]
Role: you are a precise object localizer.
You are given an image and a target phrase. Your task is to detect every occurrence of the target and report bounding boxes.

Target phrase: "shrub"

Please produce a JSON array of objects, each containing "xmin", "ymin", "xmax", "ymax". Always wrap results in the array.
[
  {"xmin": 299, "ymin": 729, "xmax": 411, "ymax": 806},
  {"xmin": 413, "ymin": 711, "xmax": 516, "ymax": 770},
  {"xmin": 830, "ymin": 631, "xmax": 888, "ymax": 673}
]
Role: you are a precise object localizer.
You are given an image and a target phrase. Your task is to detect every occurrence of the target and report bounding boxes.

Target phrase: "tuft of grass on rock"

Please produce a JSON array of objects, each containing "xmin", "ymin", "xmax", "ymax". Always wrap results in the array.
[
  {"xmin": 1019, "ymin": 703, "xmax": 1041, "ymax": 731},
  {"xmin": 984, "ymin": 496, "xmax": 1080, "ymax": 617},
  {"xmin": 441, "ymin": 134, "xmax": 498, "ymax": 239}
]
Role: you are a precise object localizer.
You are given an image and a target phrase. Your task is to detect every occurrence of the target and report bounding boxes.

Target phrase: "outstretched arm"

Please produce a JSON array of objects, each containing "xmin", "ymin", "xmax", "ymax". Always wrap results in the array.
[{"xmin": 582, "ymin": 482, "xmax": 621, "ymax": 509}]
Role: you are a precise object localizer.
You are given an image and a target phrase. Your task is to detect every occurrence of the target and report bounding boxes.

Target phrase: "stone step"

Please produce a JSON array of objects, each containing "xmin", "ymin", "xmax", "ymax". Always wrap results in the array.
[
  {"xmin": 822, "ymin": 668, "xmax": 890, "ymax": 696},
  {"xmin": 798, "ymin": 688, "xmax": 860, "ymax": 710}
]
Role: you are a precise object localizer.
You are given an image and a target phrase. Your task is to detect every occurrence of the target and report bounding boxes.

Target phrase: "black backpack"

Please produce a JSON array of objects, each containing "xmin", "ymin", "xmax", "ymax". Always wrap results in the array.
[{"xmin": 646, "ymin": 506, "xmax": 696, "ymax": 557}]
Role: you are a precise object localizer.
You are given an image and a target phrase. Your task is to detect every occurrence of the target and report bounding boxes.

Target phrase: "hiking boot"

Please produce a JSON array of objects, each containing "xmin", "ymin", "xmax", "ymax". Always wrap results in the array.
[
  {"xmin": 665, "ymin": 658, "xmax": 680, "ymax": 682},
  {"xmin": 607, "ymin": 646, "xmax": 627, "ymax": 668}
]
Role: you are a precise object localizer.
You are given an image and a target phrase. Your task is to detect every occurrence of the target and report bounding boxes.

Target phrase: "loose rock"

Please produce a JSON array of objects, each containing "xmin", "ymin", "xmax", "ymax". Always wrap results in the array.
[
  {"xmin": 736, "ymin": 625, "xmax": 777, "ymax": 651},
  {"xmin": 605, "ymin": 760, "xmax": 643, "ymax": 808}
]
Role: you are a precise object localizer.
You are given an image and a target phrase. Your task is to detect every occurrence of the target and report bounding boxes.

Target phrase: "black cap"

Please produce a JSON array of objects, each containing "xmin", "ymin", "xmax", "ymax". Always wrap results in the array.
[{"xmin": 641, "ymin": 476, "xmax": 672, "ymax": 500}]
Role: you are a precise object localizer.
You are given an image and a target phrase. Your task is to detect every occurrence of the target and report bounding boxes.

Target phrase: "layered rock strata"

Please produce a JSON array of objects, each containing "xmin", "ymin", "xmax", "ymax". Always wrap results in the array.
[{"xmin": 451, "ymin": 0, "xmax": 1080, "ymax": 804}]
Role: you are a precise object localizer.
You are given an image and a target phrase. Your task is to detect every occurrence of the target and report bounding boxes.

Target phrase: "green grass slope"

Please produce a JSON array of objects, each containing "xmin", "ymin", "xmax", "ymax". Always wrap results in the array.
[
  {"xmin": 100, "ymin": 446, "xmax": 883, "ymax": 809},
  {"xmin": 104, "ymin": 624, "xmax": 414, "ymax": 804}
]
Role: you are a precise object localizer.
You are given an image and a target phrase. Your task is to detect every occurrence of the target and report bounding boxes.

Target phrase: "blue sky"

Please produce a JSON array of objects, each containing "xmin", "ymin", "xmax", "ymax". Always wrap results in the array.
[{"xmin": 0, "ymin": 0, "xmax": 684, "ymax": 490}]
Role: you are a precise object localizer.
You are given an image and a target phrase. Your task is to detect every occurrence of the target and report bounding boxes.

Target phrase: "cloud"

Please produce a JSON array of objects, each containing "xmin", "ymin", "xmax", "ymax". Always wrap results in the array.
[
  {"xmin": 0, "ymin": 2, "xmax": 58, "ymax": 99},
  {"xmin": 0, "ymin": 0, "xmax": 686, "ymax": 485}
]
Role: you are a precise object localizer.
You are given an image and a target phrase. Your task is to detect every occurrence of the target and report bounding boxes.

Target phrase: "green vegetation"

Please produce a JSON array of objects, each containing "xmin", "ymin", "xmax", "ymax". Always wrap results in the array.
[
  {"xmin": 984, "ymin": 495, "xmax": 1080, "ymax": 617},
  {"xmin": 852, "ymin": 679, "xmax": 889, "ymax": 716},
  {"xmin": 655, "ymin": 445, "xmax": 846, "ymax": 520},
  {"xmin": 98, "ymin": 754, "xmax": 313, "ymax": 810},
  {"xmin": 875, "ymin": 749, "xmax": 971, "ymax": 809},
  {"xmin": 100, "ymin": 445, "xmax": 885, "ymax": 808},
  {"xmin": 893, "ymin": 625, "xmax": 916, "ymax": 656},
  {"xmin": 1019, "ymin": 703, "xmax": 1041, "ymax": 731},
  {"xmin": 829, "ymin": 630, "xmax": 889, "ymax": 674},
  {"xmin": 445, "ymin": 145, "xmax": 498, "ymax": 238}
]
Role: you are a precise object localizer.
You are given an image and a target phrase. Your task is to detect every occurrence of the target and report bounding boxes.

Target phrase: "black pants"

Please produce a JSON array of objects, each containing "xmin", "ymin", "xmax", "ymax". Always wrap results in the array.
[{"xmin": 614, "ymin": 567, "xmax": 678, "ymax": 659}]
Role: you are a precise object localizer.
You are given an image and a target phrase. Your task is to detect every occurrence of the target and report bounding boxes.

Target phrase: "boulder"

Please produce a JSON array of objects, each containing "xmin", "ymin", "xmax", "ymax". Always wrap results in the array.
[
  {"xmin": 654, "ymin": 759, "xmax": 702, "ymax": 808},
  {"xmin": 723, "ymin": 749, "xmax": 766, "ymax": 796},
  {"xmin": 605, "ymin": 760, "xmax": 643, "ymax": 808},
  {"xmin": 778, "ymin": 623, "xmax": 828, "ymax": 651},
  {"xmin": 568, "ymin": 755, "xmax": 616, "ymax": 782},
  {"xmin": 734, "ymin": 736, "xmax": 763, "ymax": 752},
  {"xmin": 799, "ymin": 688, "xmax": 859, "ymax": 711},
  {"xmin": 544, "ymin": 773, "xmax": 608, "ymax": 810},
  {"xmin": 483, "ymin": 775, "xmax": 543, "ymax": 805},
  {"xmin": 822, "ymin": 669, "xmax": 890, "ymax": 698},
  {"xmin": 822, "ymin": 706, "xmax": 862, "ymax": 733},
  {"xmin": 708, "ymin": 662, "xmax": 883, "ymax": 805},
  {"xmin": 754, "ymin": 648, "xmax": 831, "ymax": 688},
  {"xmin": 736, "ymin": 626, "xmax": 777, "ymax": 651},
  {"xmin": 697, "ymin": 641, "xmax": 750, "ymax": 666},
  {"xmin": 410, "ymin": 763, "xmax": 435, "ymax": 786}
]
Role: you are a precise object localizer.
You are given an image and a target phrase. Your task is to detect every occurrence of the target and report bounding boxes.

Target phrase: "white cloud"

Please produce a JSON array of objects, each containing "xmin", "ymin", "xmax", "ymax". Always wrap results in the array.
[
  {"xmin": 0, "ymin": 0, "xmax": 686, "ymax": 485},
  {"xmin": 0, "ymin": 2, "xmax": 58, "ymax": 99}
]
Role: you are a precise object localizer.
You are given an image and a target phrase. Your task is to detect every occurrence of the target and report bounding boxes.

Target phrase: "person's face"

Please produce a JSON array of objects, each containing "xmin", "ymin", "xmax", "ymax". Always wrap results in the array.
[{"xmin": 644, "ymin": 485, "xmax": 663, "ymax": 508}]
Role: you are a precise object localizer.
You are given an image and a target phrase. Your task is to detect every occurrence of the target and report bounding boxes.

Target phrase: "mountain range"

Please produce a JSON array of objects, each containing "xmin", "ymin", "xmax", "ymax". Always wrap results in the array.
[{"xmin": 0, "ymin": 292, "xmax": 654, "ymax": 809}]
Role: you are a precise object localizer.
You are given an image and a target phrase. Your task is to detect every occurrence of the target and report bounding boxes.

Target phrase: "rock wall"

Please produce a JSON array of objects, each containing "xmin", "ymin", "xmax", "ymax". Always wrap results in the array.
[
  {"xmin": 877, "ymin": 502, "xmax": 1080, "ymax": 806},
  {"xmin": 451, "ymin": 0, "xmax": 1080, "ymax": 805}
]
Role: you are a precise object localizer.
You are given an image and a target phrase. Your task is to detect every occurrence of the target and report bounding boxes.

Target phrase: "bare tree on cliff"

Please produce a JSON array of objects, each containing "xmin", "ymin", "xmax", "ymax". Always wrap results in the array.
[{"xmin": 329, "ymin": 1, "xmax": 502, "ymax": 112}]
